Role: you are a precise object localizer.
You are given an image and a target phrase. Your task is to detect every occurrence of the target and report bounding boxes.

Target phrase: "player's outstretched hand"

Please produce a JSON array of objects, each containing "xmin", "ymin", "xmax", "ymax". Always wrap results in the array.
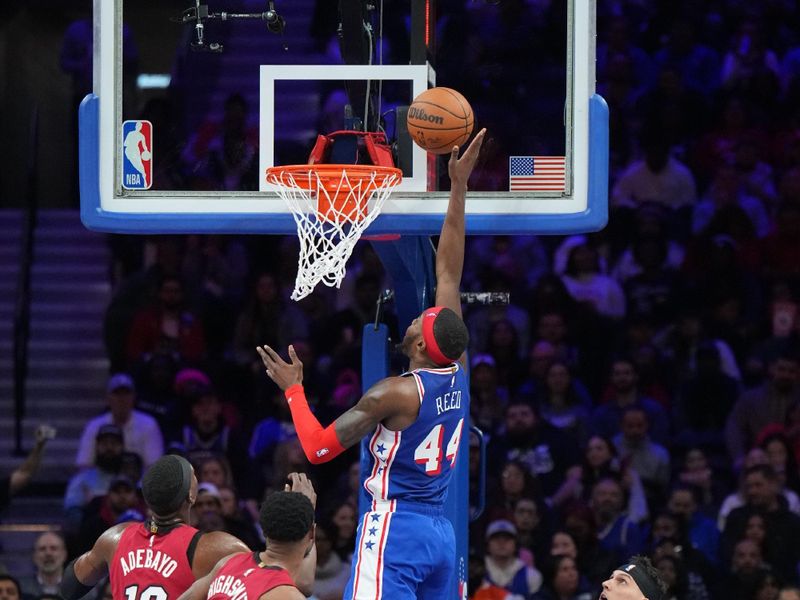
[
  {"xmin": 285, "ymin": 472, "xmax": 317, "ymax": 508},
  {"xmin": 256, "ymin": 344, "xmax": 304, "ymax": 391},
  {"xmin": 448, "ymin": 128, "xmax": 486, "ymax": 190}
]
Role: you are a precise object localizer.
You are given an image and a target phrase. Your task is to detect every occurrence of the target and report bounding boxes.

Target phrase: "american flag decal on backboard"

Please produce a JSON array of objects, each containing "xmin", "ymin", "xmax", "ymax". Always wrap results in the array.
[{"xmin": 509, "ymin": 156, "xmax": 565, "ymax": 191}]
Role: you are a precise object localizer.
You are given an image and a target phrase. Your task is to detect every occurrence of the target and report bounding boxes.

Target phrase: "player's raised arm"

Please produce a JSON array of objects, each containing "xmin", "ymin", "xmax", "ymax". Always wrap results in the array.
[
  {"xmin": 61, "ymin": 524, "xmax": 128, "ymax": 599},
  {"xmin": 435, "ymin": 128, "xmax": 486, "ymax": 317},
  {"xmin": 257, "ymin": 345, "xmax": 415, "ymax": 463}
]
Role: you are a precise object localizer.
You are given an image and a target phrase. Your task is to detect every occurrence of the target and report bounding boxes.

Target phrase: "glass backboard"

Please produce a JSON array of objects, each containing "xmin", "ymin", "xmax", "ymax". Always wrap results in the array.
[{"xmin": 80, "ymin": 0, "xmax": 607, "ymax": 235}]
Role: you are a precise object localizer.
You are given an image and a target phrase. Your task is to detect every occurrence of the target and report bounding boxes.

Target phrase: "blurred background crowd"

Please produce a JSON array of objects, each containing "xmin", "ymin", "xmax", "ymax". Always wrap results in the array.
[{"xmin": 5, "ymin": 1, "xmax": 800, "ymax": 600}]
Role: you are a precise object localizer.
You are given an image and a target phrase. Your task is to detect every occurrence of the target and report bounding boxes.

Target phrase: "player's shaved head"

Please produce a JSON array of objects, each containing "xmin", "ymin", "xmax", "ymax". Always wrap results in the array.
[{"xmin": 142, "ymin": 455, "xmax": 194, "ymax": 516}]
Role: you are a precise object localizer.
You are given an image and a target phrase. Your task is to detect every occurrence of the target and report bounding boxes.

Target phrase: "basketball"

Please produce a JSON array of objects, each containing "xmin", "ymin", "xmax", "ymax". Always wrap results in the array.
[
  {"xmin": 406, "ymin": 87, "xmax": 474, "ymax": 155},
  {"xmin": 141, "ymin": 150, "xmax": 151, "ymax": 161}
]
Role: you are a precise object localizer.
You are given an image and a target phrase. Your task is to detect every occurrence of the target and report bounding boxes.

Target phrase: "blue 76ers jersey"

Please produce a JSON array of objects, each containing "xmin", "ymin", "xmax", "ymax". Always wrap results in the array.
[{"xmin": 361, "ymin": 363, "xmax": 469, "ymax": 506}]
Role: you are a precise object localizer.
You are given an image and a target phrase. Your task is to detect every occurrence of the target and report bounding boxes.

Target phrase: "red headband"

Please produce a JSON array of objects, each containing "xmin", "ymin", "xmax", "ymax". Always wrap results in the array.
[{"xmin": 421, "ymin": 306, "xmax": 452, "ymax": 366}]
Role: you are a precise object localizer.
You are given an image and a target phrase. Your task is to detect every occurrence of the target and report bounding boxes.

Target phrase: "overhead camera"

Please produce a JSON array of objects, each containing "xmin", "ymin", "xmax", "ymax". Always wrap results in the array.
[{"xmin": 173, "ymin": 0, "xmax": 285, "ymax": 52}]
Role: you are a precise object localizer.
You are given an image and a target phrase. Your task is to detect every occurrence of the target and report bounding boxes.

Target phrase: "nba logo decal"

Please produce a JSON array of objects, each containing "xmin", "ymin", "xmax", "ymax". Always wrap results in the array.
[{"xmin": 121, "ymin": 120, "xmax": 153, "ymax": 190}]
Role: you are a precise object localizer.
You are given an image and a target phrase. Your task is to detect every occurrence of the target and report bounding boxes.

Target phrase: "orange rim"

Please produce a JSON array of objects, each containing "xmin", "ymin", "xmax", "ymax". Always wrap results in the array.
[{"xmin": 266, "ymin": 164, "xmax": 403, "ymax": 192}]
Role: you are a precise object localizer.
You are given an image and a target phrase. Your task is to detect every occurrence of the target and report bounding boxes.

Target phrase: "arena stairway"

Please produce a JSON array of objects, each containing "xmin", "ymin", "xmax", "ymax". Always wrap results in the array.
[{"xmin": 0, "ymin": 209, "xmax": 110, "ymax": 576}]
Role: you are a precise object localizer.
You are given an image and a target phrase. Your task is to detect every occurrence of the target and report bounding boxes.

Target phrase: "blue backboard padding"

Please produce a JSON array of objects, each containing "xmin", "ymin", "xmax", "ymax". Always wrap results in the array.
[
  {"xmin": 370, "ymin": 237, "xmax": 435, "ymax": 320},
  {"xmin": 358, "ymin": 236, "xmax": 469, "ymax": 598},
  {"xmin": 80, "ymin": 93, "xmax": 608, "ymax": 235}
]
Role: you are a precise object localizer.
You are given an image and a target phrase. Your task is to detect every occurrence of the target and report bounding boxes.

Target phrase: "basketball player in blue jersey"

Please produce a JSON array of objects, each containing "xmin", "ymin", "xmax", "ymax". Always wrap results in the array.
[{"xmin": 257, "ymin": 128, "xmax": 486, "ymax": 600}]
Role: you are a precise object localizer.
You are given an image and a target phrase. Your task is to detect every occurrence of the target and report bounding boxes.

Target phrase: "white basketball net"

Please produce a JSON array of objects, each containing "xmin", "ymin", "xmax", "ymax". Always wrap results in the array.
[{"xmin": 267, "ymin": 166, "xmax": 401, "ymax": 301}]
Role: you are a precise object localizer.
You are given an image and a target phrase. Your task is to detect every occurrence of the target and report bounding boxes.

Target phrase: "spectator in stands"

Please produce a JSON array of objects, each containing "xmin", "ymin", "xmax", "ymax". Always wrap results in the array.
[
  {"xmin": 561, "ymin": 503, "xmax": 618, "ymax": 588},
  {"xmin": 512, "ymin": 497, "xmax": 551, "ymax": 568},
  {"xmin": 197, "ymin": 455, "xmax": 234, "ymax": 490},
  {"xmin": 184, "ymin": 94, "xmax": 260, "ymax": 192},
  {"xmin": 560, "ymin": 242, "xmax": 626, "ymax": 320},
  {"xmin": 692, "ymin": 163, "xmax": 771, "ymax": 239},
  {"xmin": 517, "ymin": 340, "xmax": 557, "ymax": 401},
  {"xmin": 119, "ymin": 451, "xmax": 144, "ymax": 487},
  {"xmin": 191, "ymin": 482, "xmax": 260, "ymax": 549},
  {"xmin": 181, "ymin": 234, "xmax": 249, "ymax": 354},
  {"xmin": 761, "ymin": 204, "xmax": 800, "ymax": 284},
  {"xmin": 665, "ymin": 485, "xmax": 719, "ymax": 567},
  {"xmin": 249, "ymin": 390, "xmax": 298, "ymax": 488},
  {"xmin": 125, "ymin": 275, "xmax": 207, "ymax": 367},
  {"xmin": 312, "ymin": 523, "xmax": 350, "ymax": 600},
  {"xmin": 732, "ymin": 134, "xmax": 778, "ymax": 210},
  {"xmin": 591, "ymin": 359, "xmax": 669, "ymax": 446},
  {"xmin": 76, "ymin": 476, "xmax": 144, "ymax": 555},
  {"xmin": 758, "ymin": 428, "xmax": 800, "ymax": 496},
  {"xmin": 64, "ymin": 424, "xmax": 126, "ymax": 530},
  {"xmin": 470, "ymin": 354, "xmax": 509, "ymax": 438},
  {"xmin": 536, "ymin": 361, "xmax": 592, "ymax": 445},
  {"xmin": 74, "ymin": 373, "xmax": 163, "ymax": 469},
  {"xmin": 743, "ymin": 512, "xmax": 767, "ymax": 555},
  {"xmin": 718, "ymin": 539, "xmax": 771, "ymax": 600},
  {"xmin": 551, "ymin": 435, "xmax": 648, "ymax": 524},
  {"xmin": 752, "ymin": 572, "xmax": 783, "ymax": 600},
  {"xmin": 0, "ymin": 575, "xmax": 22, "ymax": 600},
  {"xmin": 327, "ymin": 501, "xmax": 356, "ymax": 561},
  {"xmin": 217, "ymin": 485, "xmax": 263, "ymax": 550},
  {"xmin": 674, "ymin": 341, "xmax": 739, "ymax": 451},
  {"xmin": 611, "ymin": 129, "xmax": 697, "ymax": 211},
  {"xmin": 721, "ymin": 465, "xmax": 800, "ymax": 583},
  {"xmin": 655, "ymin": 306, "xmax": 742, "ymax": 383},
  {"xmin": 589, "ymin": 477, "xmax": 646, "ymax": 563},
  {"xmin": 718, "ymin": 447, "xmax": 800, "ymax": 530},
  {"xmin": 613, "ymin": 407, "xmax": 670, "ymax": 500},
  {"xmin": 0, "ymin": 425, "xmax": 55, "ymax": 513},
  {"xmin": 531, "ymin": 554, "xmax": 593, "ymax": 600},
  {"xmin": 489, "ymin": 401, "xmax": 580, "ymax": 500},
  {"xmin": 779, "ymin": 587, "xmax": 800, "ymax": 600},
  {"xmin": 133, "ymin": 351, "xmax": 181, "ymax": 439},
  {"xmin": 232, "ymin": 272, "xmax": 309, "ymax": 379},
  {"xmin": 465, "ymin": 235, "xmax": 549, "ymax": 304},
  {"xmin": 596, "ymin": 15, "xmax": 655, "ymax": 96},
  {"xmin": 721, "ymin": 21, "xmax": 780, "ymax": 92},
  {"xmin": 534, "ymin": 311, "xmax": 581, "ymax": 370},
  {"xmin": 18, "ymin": 532, "xmax": 67, "ymax": 598},
  {"xmin": 486, "ymin": 462, "xmax": 542, "ymax": 535},
  {"xmin": 482, "ymin": 519, "xmax": 542, "ymax": 598},
  {"xmin": 651, "ymin": 534, "xmax": 715, "ymax": 599},
  {"xmin": 176, "ymin": 385, "xmax": 252, "ymax": 498},
  {"xmin": 726, "ymin": 353, "xmax": 800, "ymax": 465},
  {"xmin": 622, "ymin": 237, "xmax": 684, "ymax": 328},
  {"xmin": 550, "ymin": 531, "xmax": 578, "ymax": 561},
  {"xmin": 318, "ymin": 273, "xmax": 395, "ymax": 368},
  {"xmin": 652, "ymin": 18, "xmax": 721, "ymax": 97},
  {"xmin": 652, "ymin": 554, "xmax": 708, "ymax": 600},
  {"xmin": 611, "ymin": 204, "xmax": 686, "ymax": 284},
  {"xmin": 486, "ymin": 318, "xmax": 525, "ymax": 389}
]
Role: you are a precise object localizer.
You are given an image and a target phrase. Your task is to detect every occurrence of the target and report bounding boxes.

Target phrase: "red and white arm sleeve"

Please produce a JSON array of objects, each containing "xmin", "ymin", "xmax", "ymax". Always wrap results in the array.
[{"xmin": 284, "ymin": 384, "xmax": 345, "ymax": 465}]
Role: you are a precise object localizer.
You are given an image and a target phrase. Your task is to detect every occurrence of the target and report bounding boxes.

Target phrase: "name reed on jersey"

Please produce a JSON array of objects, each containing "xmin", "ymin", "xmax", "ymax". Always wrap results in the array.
[{"xmin": 435, "ymin": 390, "xmax": 461, "ymax": 416}]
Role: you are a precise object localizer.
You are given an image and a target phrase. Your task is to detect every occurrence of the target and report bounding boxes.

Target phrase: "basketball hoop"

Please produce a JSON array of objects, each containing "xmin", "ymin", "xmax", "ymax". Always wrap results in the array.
[{"xmin": 266, "ymin": 164, "xmax": 402, "ymax": 301}]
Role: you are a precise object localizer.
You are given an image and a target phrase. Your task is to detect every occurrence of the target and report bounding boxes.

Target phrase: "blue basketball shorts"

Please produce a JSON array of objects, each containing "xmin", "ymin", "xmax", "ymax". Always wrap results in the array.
[{"xmin": 342, "ymin": 500, "xmax": 456, "ymax": 600}]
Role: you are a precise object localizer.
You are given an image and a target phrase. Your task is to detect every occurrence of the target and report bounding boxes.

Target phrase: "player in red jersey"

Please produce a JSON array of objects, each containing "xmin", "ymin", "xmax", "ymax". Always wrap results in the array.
[
  {"xmin": 178, "ymin": 490, "xmax": 315, "ymax": 600},
  {"xmin": 60, "ymin": 455, "xmax": 315, "ymax": 600}
]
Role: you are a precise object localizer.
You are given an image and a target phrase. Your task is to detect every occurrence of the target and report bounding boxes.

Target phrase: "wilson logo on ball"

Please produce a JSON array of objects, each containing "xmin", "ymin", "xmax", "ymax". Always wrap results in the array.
[{"xmin": 408, "ymin": 107, "xmax": 445, "ymax": 125}]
